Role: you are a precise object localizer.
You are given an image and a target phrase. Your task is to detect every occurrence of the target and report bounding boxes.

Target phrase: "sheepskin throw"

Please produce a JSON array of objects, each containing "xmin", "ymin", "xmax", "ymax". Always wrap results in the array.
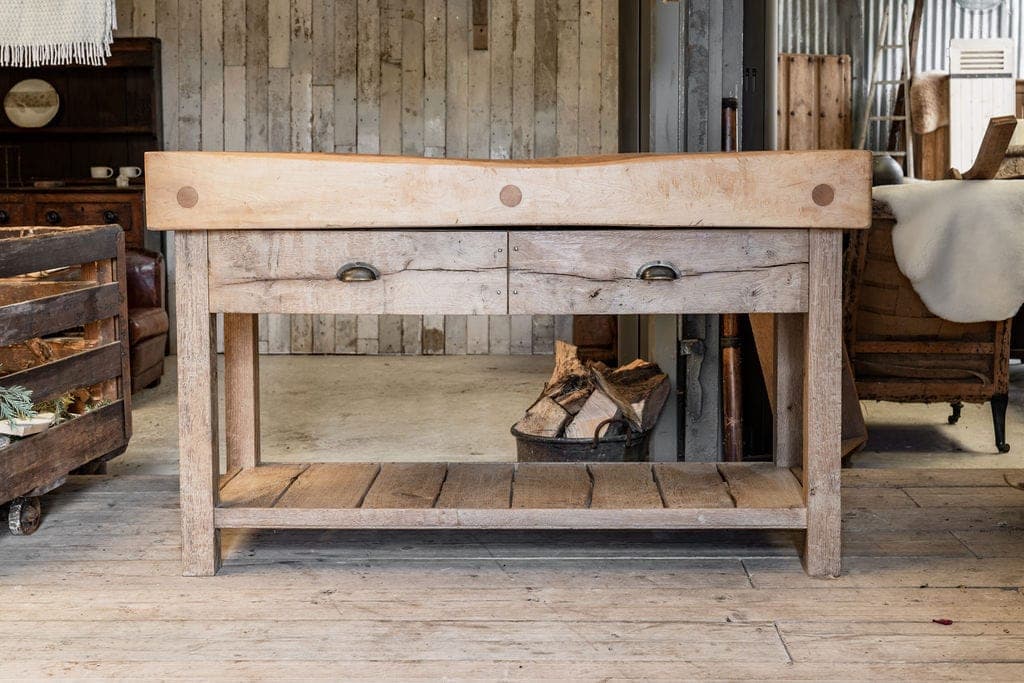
[
  {"xmin": 0, "ymin": 1, "xmax": 117, "ymax": 67},
  {"xmin": 910, "ymin": 71, "xmax": 949, "ymax": 136},
  {"xmin": 873, "ymin": 180, "xmax": 1024, "ymax": 323}
]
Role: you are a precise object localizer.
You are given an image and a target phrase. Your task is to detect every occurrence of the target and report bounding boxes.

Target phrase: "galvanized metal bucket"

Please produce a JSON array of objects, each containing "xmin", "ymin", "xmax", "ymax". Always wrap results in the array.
[{"xmin": 511, "ymin": 418, "xmax": 652, "ymax": 463}]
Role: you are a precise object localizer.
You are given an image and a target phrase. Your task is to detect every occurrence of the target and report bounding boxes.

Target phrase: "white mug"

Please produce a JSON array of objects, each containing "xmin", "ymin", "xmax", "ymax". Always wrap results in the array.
[
  {"xmin": 118, "ymin": 166, "xmax": 142, "ymax": 179},
  {"xmin": 90, "ymin": 166, "xmax": 114, "ymax": 179}
]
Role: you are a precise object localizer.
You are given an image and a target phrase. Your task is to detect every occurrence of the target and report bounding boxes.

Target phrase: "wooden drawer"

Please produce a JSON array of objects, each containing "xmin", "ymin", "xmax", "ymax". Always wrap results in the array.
[
  {"xmin": 508, "ymin": 230, "xmax": 809, "ymax": 314},
  {"xmin": 207, "ymin": 231, "xmax": 508, "ymax": 315},
  {"xmin": 0, "ymin": 202, "xmax": 26, "ymax": 226},
  {"xmin": 34, "ymin": 202, "xmax": 135, "ymax": 231}
]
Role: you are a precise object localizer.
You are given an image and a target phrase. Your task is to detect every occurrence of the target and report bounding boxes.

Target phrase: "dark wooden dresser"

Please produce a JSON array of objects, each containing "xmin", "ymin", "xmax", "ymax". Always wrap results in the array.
[
  {"xmin": 0, "ymin": 186, "xmax": 145, "ymax": 249},
  {"xmin": 0, "ymin": 37, "xmax": 166, "ymax": 391}
]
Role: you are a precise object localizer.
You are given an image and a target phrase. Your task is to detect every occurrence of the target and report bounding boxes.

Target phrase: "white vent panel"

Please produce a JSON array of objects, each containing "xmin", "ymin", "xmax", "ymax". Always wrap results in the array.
[{"xmin": 949, "ymin": 38, "xmax": 1016, "ymax": 171}]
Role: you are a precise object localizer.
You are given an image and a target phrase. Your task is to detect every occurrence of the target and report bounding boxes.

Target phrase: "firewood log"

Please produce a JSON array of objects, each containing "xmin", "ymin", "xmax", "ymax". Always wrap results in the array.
[
  {"xmin": 563, "ymin": 389, "xmax": 620, "ymax": 439},
  {"xmin": 515, "ymin": 396, "xmax": 571, "ymax": 437}
]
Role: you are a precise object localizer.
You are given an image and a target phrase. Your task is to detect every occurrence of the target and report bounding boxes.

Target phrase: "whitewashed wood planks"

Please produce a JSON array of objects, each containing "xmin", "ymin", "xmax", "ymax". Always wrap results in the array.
[{"xmin": 118, "ymin": 0, "xmax": 620, "ymax": 355}]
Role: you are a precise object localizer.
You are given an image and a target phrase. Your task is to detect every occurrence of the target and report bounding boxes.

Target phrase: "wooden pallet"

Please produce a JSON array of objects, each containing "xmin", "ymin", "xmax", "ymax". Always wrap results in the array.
[{"xmin": 216, "ymin": 462, "xmax": 807, "ymax": 530}]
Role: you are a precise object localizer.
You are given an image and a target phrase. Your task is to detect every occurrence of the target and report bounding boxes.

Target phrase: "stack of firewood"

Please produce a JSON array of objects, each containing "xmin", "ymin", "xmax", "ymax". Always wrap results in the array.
[{"xmin": 514, "ymin": 341, "xmax": 671, "ymax": 440}]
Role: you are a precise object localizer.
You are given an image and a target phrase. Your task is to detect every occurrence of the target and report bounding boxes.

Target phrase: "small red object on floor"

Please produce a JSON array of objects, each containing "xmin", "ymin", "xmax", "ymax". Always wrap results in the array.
[{"xmin": 932, "ymin": 619, "xmax": 954, "ymax": 625}]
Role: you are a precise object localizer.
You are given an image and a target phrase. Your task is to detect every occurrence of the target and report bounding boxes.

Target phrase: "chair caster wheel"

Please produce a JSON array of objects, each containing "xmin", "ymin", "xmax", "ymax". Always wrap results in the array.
[
  {"xmin": 8, "ymin": 496, "xmax": 42, "ymax": 535},
  {"xmin": 998, "ymin": 442, "xmax": 1011, "ymax": 454},
  {"xmin": 948, "ymin": 401, "xmax": 963, "ymax": 425}
]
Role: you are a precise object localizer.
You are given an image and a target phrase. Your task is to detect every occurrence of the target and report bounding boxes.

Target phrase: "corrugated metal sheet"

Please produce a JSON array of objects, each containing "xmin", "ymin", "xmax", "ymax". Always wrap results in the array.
[{"xmin": 779, "ymin": 0, "xmax": 1023, "ymax": 148}]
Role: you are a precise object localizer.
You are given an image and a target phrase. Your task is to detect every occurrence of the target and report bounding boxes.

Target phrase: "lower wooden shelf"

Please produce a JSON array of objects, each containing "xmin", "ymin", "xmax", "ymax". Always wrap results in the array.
[{"xmin": 214, "ymin": 461, "xmax": 808, "ymax": 531}]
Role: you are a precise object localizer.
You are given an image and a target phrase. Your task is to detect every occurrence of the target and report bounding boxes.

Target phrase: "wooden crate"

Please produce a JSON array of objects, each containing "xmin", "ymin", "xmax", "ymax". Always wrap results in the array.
[
  {"xmin": 843, "ymin": 202, "xmax": 1010, "ymax": 405},
  {"xmin": 777, "ymin": 53, "xmax": 853, "ymax": 151},
  {"xmin": 0, "ymin": 225, "xmax": 131, "ymax": 507}
]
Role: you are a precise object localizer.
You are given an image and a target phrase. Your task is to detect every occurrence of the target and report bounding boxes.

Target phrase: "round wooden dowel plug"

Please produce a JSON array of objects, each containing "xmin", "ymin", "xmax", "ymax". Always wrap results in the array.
[
  {"xmin": 177, "ymin": 186, "xmax": 199, "ymax": 209},
  {"xmin": 811, "ymin": 184, "xmax": 835, "ymax": 207},
  {"xmin": 500, "ymin": 184, "xmax": 522, "ymax": 207}
]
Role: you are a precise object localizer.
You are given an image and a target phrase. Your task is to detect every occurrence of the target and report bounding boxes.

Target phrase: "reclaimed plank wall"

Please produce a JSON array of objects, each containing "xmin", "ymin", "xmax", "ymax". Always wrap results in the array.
[{"xmin": 116, "ymin": 0, "xmax": 618, "ymax": 355}]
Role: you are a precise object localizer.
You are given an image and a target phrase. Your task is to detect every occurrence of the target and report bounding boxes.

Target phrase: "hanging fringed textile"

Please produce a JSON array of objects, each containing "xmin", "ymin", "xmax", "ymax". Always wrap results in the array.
[{"xmin": 0, "ymin": 1, "xmax": 117, "ymax": 67}]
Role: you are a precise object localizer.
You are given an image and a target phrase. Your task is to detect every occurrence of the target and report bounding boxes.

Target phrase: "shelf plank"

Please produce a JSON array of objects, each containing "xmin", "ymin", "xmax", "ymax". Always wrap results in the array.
[
  {"xmin": 219, "ymin": 464, "xmax": 308, "ymax": 508},
  {"xmin": 362, "ymin": 463, "xmax": 447, "ymax": 509},
  {"xmin": 435, "ymin": 463, "xmax": 514, "ymax": 509},
  {"xmin": 511, "ymin": 462, "xmax": 591, "ymax": 509},
  {"xmin": 589, "ymin": 463, "xmax": 663, "ymax": 509},
  {"xmin": 275, "ymin": 463, "xmax": 380, "ymax": 509},
  {"xmin": 654, "ymin": 463, "xmax": 735, "ymax": 509},
  {"xmin": 214, "ymin": 506, "xmax": 807, "ymax": 530},
  {"xmin": 719, "ymin": 463, "xmax": 804, "ymax": 509}
]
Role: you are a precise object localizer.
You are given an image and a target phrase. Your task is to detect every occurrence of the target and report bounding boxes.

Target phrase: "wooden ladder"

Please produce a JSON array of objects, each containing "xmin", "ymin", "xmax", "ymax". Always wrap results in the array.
[{"xmin": 858, "ymin": 3, "xmax": 916, "ymax": 178}]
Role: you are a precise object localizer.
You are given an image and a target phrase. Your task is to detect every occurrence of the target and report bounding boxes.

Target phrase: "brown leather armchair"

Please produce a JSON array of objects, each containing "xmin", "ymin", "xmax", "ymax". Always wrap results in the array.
[{"xmin": 125, "ymin": 248, "xmax": 169, "ymax": 392}]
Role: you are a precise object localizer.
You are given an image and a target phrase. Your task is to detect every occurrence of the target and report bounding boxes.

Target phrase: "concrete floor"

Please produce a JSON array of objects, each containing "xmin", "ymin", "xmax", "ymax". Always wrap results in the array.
[{"xmin": 115, "ymin": 355, "xmax": 1024, "ymax": 475}]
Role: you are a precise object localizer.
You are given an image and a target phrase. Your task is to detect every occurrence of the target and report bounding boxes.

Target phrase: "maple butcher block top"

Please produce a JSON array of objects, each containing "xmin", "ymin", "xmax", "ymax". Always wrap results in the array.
[{"xmin": 144, "ymin": 151, "xmax": 872, "ymax": 232}]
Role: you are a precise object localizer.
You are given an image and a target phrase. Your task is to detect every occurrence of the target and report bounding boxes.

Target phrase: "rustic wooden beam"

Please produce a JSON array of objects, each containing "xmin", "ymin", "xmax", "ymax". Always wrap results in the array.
[{"xmin": 144, "ymin": 151, "xmax": 872, "ymax": 231}]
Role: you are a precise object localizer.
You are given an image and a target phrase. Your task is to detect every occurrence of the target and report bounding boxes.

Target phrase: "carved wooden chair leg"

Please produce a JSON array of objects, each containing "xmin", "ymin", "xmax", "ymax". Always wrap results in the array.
[
  {"xmin": 991, "ymin": 393, "xmax": 1010, "ymax": 453},
  {"xmin": 948, "ymin": 400, "xmax": 963, "ymax": 425}
]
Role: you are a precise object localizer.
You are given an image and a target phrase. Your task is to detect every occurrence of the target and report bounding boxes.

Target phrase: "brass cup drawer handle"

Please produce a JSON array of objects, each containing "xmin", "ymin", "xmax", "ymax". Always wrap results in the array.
[
  {"xmin": 636, "ymin": 261, "xmax": 680, "ymax": 281},
  {"xmin": 336, "ymin": 262, "xmax": 380, "ymax": 282}
]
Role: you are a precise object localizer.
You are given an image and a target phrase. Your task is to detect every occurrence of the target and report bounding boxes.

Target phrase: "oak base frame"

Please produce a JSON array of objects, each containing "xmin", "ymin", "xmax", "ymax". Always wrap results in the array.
[
  {"xmin": 174, "ymin": 228, "xmax": 842, "ymax": 579},
  {"xmin": 161, "ymin": 152, "xmax": 862, "ymax": 579}
]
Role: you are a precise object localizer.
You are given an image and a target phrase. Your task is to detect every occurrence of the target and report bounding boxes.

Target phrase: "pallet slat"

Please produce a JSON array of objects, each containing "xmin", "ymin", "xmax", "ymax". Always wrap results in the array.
[
  {"xmin": 0, "ymin": 225, "xmax": 121, "ymax": 278},
  {"xmin": 0, "ymin": 402, "xmax": 127, "ymax": 502},
  {"xmin": 0, "ymin": 283, "xmax": 122, "ymax": 346},
  {"xmin": 0, "ymin": 342, "xmax": 121, "ymax": 404}
]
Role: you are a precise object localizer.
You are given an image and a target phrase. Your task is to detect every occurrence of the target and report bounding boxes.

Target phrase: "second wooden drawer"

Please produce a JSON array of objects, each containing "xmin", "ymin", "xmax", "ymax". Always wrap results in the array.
[
  {"xmin": 508, "ymin": 230, "xmax": 810, "ymax": 314},
  {"xmin": 207, "ymin": 231, "xmax": 508, "ymax": 315}
]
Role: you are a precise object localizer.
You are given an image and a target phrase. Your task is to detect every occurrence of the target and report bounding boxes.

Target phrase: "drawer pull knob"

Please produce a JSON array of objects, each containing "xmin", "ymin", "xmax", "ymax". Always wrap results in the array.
[
  {"xmin": 45, "ymin": 210, "xmax": 61, "ymax": 225},
  {"xmin": 0, "ymin": 209, "xmax": 8, "ymax": 224},
  {"xmin": 336, "ymin": 262, "xmax": 380, "ymax": 282},
  {"xmin": 103, "ymin": 210, "xmax": 119, "ymax": 224},
  {"xmin": 637, "ymin": 261, "xmax": 680, "ymax": 281}
]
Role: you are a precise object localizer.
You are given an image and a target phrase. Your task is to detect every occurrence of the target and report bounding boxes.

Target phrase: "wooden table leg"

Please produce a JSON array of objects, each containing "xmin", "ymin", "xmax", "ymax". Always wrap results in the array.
[
  {"xmin": 803, "ymin": 229, "xmax": 842, "ymax": 578},
  {"xmin": 224, "ymin": 313, "xmax": 261, "ymax": 471},
  {"xmin": 773, "ymin": 312, "xmax": 803, "ymax": 469},
  {"xmin": 175, "ymin": 231, "xmax": 221, "ymax": 576}
]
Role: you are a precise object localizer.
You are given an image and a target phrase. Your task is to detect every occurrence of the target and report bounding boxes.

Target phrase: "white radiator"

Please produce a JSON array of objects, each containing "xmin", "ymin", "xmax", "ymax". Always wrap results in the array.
[{"xmin": 948, "ymin": 38, "xmax": 1016, "ymax": 171}]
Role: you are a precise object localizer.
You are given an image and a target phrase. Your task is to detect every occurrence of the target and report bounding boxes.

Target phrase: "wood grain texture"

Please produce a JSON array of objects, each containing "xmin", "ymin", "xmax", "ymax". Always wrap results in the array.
[
  {"xmin": 654, "ymin": 463, "xmax": 734, "ymax": 508},
  {"xmin": 174, "ymin": 230, "xmax": 221, "ymax": 576},
  {"xmin": 803, "ymin": 229, "xmax": 843, "ymax": 577},
  {"xmin": 509, "ymin": 230, "xmax": 810, "ymax": 315},
  {"xmin": 218, "ymin": 464, "xmax": 308, "ymax": 507},
  {"xmin": 206, "ymin": 230, "xmax": 507, "ymax": 315},
  {"xmin": 275, "ymin": 463, "xmax": 380, "ymax": 508},
  {"xmin": 223, "ymin": 313, "xmax": 261, "ymax": 470},
  {"xmin": 435, "ymin": 463, "xmax": 514, "ymax": 508},
  {"xmin": 589, "ymin": 463, "xmax": 663, "ymax": 509},
  {"xmin": 362, "ymin": 462, "xmax": 447, "ymax": 508},
  {"xmin": 773, "ymin": 312, "xmax": 804, "ymax": 468},
  {"xmin": 128, "ymin": 0, "xmax": 621, "ymax": 355},
  {"xmin": 719, "ymin": 463, "xmax": 804, "ymax": 509},
  {"xmin": 512, "ymin": 462, "xmax": 590, "ymax": 509},
  {"xmin": 145, "ymin": 151, "xmax": 871, "ymax": 231}
]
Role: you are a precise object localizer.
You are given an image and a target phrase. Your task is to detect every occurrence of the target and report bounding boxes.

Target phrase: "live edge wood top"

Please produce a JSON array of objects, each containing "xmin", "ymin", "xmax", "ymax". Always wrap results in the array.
[{"xmin": 144, "ymin": 151, "xmax": 871, "ymax": 231}]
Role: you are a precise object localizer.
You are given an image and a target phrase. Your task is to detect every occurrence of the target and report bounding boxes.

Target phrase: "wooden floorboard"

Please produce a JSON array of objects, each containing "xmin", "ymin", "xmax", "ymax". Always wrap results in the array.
[{"xmin": 1, "ymin": 467, "xmax": 1022, "ymax": 679}]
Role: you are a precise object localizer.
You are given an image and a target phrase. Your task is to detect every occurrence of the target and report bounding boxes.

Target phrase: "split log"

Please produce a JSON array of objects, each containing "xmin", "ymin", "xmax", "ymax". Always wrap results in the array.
[
  {"xmin": 546, "ymin": 340, "xmax": 587, "ymax": 391},
  {"xmin": 515, "ymin": 396, "xmax": 571, "ymax": 437},
  {"xmin": 563, "ymin": 390, "xmax": 620, "ymax": 439}
]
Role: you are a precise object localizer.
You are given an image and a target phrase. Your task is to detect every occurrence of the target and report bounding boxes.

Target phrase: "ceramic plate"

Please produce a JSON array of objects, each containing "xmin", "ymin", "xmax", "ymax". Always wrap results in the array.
[{"xmin": 4, "ymin": 79, "xmax": 60, "ymax": 128}]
